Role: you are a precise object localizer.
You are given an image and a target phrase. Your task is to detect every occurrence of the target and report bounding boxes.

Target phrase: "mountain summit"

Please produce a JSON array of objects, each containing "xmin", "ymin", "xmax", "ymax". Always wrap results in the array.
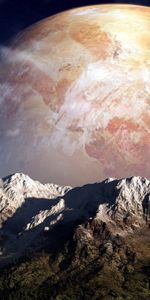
[
  {"xmin": 0, "ymin": 173, "xmax": 150, "ymax": 266},
  {"xmin": 0, "ymin": 173, "xmax": 150, "ymax": 299}
]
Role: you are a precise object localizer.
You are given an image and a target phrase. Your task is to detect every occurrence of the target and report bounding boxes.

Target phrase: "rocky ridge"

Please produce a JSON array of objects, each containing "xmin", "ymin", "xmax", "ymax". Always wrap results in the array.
[
  {"xmin": 0, "ymin": 172, "xmax": 71, "ymax": 224},
  {"xmin": 0, "ymin": 173, "xmax": 150, "ymax": 266}
]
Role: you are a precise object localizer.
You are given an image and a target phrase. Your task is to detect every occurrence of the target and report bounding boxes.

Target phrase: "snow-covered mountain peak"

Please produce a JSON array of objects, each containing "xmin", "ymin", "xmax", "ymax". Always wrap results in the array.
[{"xmin": 0, "ymin": 173, "xmax": 150, "ymax": 267}]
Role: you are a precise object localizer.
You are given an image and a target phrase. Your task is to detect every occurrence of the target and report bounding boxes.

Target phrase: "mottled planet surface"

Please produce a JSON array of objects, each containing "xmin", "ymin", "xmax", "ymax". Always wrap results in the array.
[{"xmin": 0, "ymin": 4, "xmax": 150, "ymax": 186}]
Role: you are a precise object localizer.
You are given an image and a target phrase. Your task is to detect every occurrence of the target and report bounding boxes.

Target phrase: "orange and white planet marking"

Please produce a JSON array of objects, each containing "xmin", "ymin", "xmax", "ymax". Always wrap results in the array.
[{"xmin": 0, "ymin": 4, "xmax": 150, "ymax": 185}]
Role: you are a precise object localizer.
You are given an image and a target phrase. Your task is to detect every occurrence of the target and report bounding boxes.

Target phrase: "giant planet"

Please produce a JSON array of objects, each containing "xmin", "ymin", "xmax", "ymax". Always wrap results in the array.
[{"xmin": 0, "ymin": 4, "xmax": 150, "ymax": 186}]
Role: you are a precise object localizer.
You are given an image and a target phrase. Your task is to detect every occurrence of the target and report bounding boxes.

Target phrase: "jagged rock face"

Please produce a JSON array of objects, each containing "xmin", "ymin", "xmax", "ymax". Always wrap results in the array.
[
  {"xmin": 1, "ymin": 5, "xmax": 150, "ymax": 185},
  {"xmin": 0, "ymin": 173, "xmax": 71, "ymax": 224},
  {"xmin": 0, "ymin": 173, "xmax": 150, "ymax": 267},
  {"xmin": 96, "ymin": 177, "xmax": 150, "ymax": 230}
]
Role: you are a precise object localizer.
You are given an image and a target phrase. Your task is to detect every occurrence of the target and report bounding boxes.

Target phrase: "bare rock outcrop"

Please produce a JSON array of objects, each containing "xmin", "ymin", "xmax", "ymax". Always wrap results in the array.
[{"xmin": 0, "ymin": 173, "xmax": 150, "ymax": 266}]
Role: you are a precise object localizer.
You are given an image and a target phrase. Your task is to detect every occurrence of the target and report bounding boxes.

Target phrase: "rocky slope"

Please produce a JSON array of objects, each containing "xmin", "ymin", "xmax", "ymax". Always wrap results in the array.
[
  {"xmin": 0, "ymin": 173, "xmax": 150, "ymax": 268},
  {"xmin": 0, "ymin": 172, "xmax": 71, "ymax": 223},
  {"xmin": 0, "ymin": 173, "xmax": 150, "ymax": 299}
]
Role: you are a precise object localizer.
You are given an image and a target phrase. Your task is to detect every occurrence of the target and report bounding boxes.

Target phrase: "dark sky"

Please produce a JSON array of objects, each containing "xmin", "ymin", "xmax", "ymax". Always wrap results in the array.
[{"xmin": 0, "ymin": 0, "xmax": 150, "ymax": 44}]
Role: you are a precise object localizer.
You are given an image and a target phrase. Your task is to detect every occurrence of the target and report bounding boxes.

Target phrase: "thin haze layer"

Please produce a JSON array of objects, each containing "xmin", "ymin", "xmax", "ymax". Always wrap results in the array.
[{"xmin": 0, "ymin": 4, "xmax": 150, "ymax": 185}]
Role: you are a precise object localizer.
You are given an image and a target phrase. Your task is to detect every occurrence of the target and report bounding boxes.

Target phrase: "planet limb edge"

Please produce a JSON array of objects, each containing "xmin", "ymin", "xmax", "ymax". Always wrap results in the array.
[{"xmin": 0, "ymin": 4, "xmax": 150, "ymax": 185}]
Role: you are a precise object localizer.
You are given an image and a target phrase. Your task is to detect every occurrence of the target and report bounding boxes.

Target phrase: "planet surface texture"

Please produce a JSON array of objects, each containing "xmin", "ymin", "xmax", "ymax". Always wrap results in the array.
[{"xmin": 0, "ymin": 4, "xmax": 150, "ymax": 185}]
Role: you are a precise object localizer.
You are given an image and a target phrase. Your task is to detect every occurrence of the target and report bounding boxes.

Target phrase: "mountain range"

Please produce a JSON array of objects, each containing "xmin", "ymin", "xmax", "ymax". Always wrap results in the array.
[{"xmin": 0, "ymin": 173, "xmax": 150, "ymax": 299}]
